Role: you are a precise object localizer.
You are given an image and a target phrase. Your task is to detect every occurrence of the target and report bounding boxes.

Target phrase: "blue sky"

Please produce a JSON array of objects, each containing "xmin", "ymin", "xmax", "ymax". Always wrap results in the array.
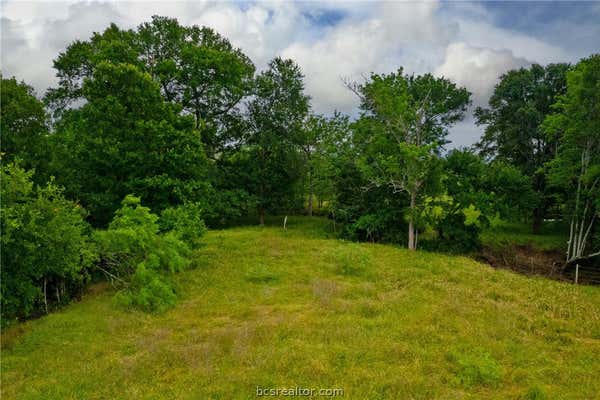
[{"xmin": 2, "ymin": 1, "xmax": 599, "ymax": 147}]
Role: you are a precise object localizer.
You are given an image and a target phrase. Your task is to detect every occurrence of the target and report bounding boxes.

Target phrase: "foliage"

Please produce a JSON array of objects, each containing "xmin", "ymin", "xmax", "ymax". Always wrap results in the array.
[
  {"xmin": 50, "ymin": 62, "xmax": 209, "ymax": 226},
  {"xmin": 0, "ymin": 163, "xmax": 96, "ymax": 326},
  {"xmin": 475, "ymin": 63, "xmax": 570, "ymax": 232},
  {"xmin": 543, "ymin": 54, "xmax": 600, "ymax": 260},
  {"xmin": 94, "ymin": 195, "xmax": 197, "ymax": 312},
  {"xmin": 419, "ymin": 195, "xmax": 483, "ymax": 253},
  {"xmin": 0, "ymin": 76, "xmax": 49, "ymax": 181},
  {"xmin": 160, "ymin": 202, "xmax": 207, "ymax": 245},
  {"xmin": 46, "ymin": 16, "xmax": 254, "ymax": 156},
  {"xmin": 333, "ymin": 160, "xmax": 409, "ymax": 244},
  {"xmin": 418, "ymin": 150, "xmax": 535, "ymax": 252},
  {"xmin": 350, "ymin": 68, "xmax": 470, "ymax": 249},
  {"xmin": 298, "ymin": 112, "xmax": 350, "ymax": 215},
  {"xmin": 244, "ymin": 57, "xmax": 310, "ymax": 223}
]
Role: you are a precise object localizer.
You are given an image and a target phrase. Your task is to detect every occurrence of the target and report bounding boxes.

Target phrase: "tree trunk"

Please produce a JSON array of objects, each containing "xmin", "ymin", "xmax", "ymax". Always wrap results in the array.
[
  {"xmin": 408, "ymin": 191, "xmax": 416, "ymax": 251},
  {"xmin": 307, "ymin": 170, "xmax": 313, "ymax": 217},
  {"xmin": 43, "ymin": 278, "xmax": 48, "ymax": 314},
  {"xmin": 259, "ymin": 147, "xmax": 266, "ymax": 226},
  {"xmin": 532, "ymin": 205, "xmax": 545, "ymax": 234}
]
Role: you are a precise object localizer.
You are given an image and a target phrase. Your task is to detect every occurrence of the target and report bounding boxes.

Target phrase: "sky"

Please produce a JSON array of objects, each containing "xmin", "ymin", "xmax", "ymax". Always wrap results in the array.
[{"xmin": 2, "ymin": 1, "xmax": 599, "ymax": 148}]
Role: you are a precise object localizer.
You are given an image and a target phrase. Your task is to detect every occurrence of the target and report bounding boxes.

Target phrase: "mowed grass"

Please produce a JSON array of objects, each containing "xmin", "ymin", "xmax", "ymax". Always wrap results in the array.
[{"xmin": 2, "ymin": 217, "xmax": 599, "ymax": 399}]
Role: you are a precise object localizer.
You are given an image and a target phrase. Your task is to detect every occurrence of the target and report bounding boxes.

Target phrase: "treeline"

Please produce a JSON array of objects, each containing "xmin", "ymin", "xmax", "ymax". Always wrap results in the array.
[{"xmin": 1, "ymin": 16, "xmax": 599, "ymax": 324}]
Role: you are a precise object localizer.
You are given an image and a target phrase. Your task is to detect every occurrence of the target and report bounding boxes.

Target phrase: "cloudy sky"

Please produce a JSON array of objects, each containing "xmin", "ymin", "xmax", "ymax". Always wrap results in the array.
[{"xmin": 2, "ymin": 1, "xmax": 599, "ymax": 147}]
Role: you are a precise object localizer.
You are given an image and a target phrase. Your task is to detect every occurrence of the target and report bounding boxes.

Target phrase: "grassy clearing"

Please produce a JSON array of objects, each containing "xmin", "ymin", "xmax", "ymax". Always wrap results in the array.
[{"xmin": 2, "ymin": 217, "xmax": 599, "ymax": 399}]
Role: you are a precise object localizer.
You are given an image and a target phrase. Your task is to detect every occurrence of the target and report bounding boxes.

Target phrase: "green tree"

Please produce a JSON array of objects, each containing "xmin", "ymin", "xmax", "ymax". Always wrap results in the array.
[
  {"xmin": 1, "ymin": 163, "xmax": 96, "ymax": 326},
  {"xmin": 422, "ymin": 150, "xmax": 535, "ymax": 252},
  {"xmin": 245, "ymin": 58, "xmax": 310, "ymax": 224},
  {"xmin": 349, "ymin": 69, "xmax": 470, "ymax": 249},
  {"xmin": 0, "ymin": 76, "xmax": 49, "ymax": 178},
  {"xmin": 51, "ymin": 62, "xmax": 208, "ymax": 226},
  {"xmin": 475, "ymin": 63, "xmax": 570, "ymax": 233},
  {"xmin": 46, "ymin": 16, "xmax": 254, "ymax": 157},
  {"xmin": 299, "ymin": 112, "xmax": 350, "ymax": 216},
  {"xmin": 543, "ymin": 55, "xmax": 600, "ymax": 261},
  {"xmin": 94, "ymin": 195, "xmax": 195, "ymax": 313}
]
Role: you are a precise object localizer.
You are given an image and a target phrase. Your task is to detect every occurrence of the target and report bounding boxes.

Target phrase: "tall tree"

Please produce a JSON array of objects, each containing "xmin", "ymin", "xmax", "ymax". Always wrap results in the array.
[
  {"xmin": 51, "ymin": 63, "xmax": 208, "ymax": 226},
  {"xmin": 299, "ymin": 113, "xmax": 350, "ymax": 216},
  {"xmin": 350, "ymin": 69, "xmax": 470, "ymax": 250},
  {"xmin": 475, "ymin": 63, "xmax": 570, "ymax": 233},
  {"xmin": 0, "ymin": 76, "xmax": 49, "ymax": 179},
  {"xmin": 46, "ymin": 16, "xmax": 254, "ymax": 157},
  {"xmin": 543, "ymin": 55, "xmax": 600, "ymax": 262},
  {"xmin": 245, "ymin": 58, "xmax": 310, "ymax": 224}
]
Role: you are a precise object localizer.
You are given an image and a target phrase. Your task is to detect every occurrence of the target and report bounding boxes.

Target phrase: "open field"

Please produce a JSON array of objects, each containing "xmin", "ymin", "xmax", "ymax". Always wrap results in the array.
[{"xmin": 2, "ymin": 217, "xmax": 599, "ymax": 399}]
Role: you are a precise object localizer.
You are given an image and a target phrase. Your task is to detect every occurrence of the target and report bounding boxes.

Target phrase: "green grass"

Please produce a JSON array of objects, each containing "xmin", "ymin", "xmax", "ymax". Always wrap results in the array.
[
  {"xmin": 481, "ymin": 220, "xmax": 568, "ymax": 252},
  {"xmin": 2, "ymin": 217, "xmax": 599, "ymax": 399}
]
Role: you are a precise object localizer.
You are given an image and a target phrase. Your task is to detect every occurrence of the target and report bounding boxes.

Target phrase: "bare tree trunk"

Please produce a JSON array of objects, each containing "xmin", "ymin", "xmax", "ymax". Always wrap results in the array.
[
  {"xmin": 259, "ymin": 207, "xmax": 265, "ymax": 226},
  {"xmin": 567, "ymin": 142, "xmax": 594, "ymax": 262},
  {"xmin": 408, "ymin": 191, "xmax": 416, "ymax": 250}
]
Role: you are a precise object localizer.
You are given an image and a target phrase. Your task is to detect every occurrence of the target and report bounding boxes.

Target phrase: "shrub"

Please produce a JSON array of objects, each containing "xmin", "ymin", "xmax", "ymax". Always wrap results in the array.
[
  {"xmin": 94, "ymin": 195, "xmax": 195, "ymax": 313},
  {"xmin": 115, "ymin": 257, "xmax": 177, "ymax": 313},
  {"xmin": 1, "ymin": 163, "xmax": 96, "ymax": 326},
  {"xmin": 93, "ymin": 195, "xmax": 161, "ymax": 277},
  {"xmin": 159, "ymin": 202, "xmax": 206, "ymax": 245}
]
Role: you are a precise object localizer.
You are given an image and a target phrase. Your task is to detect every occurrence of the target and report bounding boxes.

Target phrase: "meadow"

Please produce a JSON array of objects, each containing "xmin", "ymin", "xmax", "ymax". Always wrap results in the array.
[{"xmin": 2, "ymin": 217, "xmax": 599, "ymax": 399}]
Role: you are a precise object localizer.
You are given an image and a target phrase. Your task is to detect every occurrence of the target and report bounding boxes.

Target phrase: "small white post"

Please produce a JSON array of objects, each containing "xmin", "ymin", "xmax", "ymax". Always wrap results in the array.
[
  {"xmin": 575, "ymin": 264, "xmax": 579, "ymax": 284},
  {"xmin": 283, "ymin": 215, "xmax": 288, "ymax": 231}
]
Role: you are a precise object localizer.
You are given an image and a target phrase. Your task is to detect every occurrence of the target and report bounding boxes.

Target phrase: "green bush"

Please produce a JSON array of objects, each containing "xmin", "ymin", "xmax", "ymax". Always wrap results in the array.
[
  {"xmin": 95, "ymin": 195, "xmax": 197, "ymax": 313},
  {"xmin": 159, "ymin": 202, "xmax": 206, "ymax": 245},
  {"xmin": 1, "ymin": 163, "xmax": 96, "ymax": 326},
  {"xmin": 115, "ymin": 256, "xmax": 177, "ymax": 313}
]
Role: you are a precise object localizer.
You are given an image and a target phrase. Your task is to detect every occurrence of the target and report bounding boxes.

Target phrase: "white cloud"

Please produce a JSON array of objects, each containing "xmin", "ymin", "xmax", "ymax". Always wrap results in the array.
[
  {"xmin": 282, "ymin": 2, "xmax": 458, "ymax": 115},
  {"xmin": 435, "ymin": 42, "xmax": 531, "ymax": 107}
]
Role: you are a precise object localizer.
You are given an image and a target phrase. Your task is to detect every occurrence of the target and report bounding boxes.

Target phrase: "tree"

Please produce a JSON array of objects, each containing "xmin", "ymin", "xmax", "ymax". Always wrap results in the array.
[
  {"xmin": 543, "ymin": 55, "xmax": 600, "ymax": 262},
  {"xmin": 349, "ymin": 69, "xmax": 470, "ymax": 250},
  {"xmin": 299, "ymin": 112, "xmax": 350, "ymax": 216},
  {"xmin": 0, "ymin": 76, "xmax": 49, "ymax": 179},
  {"xmin": 51, "ymin": 62, "xmax": 208, "ymax": 226},
  {"xmin": 245, "ymin": 58, "xmax": 310, "ymax": 224},
  {"xmin": 46, "ymin": 16, "xmax": 254, "ymax": 157},
  {"xmin": 422, "ymin": 150, "xmax": 535, "ymax": 252},
  {"xmin": 1, "ymin": 163, "xmax": 96, "ymax": 326},
  {"xmin": 475, "ymin": 63, "xmax": 570, "ymax": 233}
]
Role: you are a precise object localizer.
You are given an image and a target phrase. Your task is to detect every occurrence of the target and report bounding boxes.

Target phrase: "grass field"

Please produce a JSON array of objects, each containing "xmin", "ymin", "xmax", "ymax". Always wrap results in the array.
[{"xmin": 2, "ymin": 217, "xmax": 599, "ymax": 399}]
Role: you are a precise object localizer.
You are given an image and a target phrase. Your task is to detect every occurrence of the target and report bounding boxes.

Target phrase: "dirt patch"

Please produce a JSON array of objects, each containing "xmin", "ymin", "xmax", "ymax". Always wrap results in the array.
[{"xmin": 479, "ymin": 245, "xmax": 568, "ymax": 282}]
